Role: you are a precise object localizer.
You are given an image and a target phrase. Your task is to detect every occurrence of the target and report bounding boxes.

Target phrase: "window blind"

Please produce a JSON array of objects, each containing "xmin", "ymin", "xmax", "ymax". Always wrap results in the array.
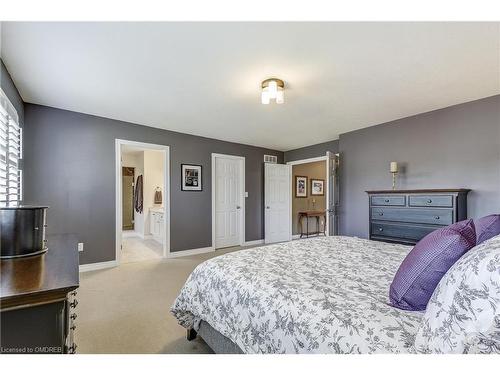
[{"xmin": 0, "ymin": 88, "xmax": 22, "ymax": 207}]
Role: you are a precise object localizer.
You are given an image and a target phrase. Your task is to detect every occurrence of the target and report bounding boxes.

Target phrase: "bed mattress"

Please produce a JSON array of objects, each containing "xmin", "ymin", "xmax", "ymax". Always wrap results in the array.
[{"xmin": 171, "ymin": 236, "xmax": 423, "ymax": 354}]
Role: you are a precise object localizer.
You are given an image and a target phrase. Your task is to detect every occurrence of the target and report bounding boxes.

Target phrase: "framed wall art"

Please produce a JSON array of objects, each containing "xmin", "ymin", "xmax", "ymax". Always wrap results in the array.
[
  {"xmin": 311, "ymin": 178, "xmax": 325, "ymax": 196},
  {"xmin": 181, "ymin": 164, "xmax": 202, "ymax": 191},
  {"xmin": 295, "ymin": 176, "xmax": 308, "ymax": 197}
]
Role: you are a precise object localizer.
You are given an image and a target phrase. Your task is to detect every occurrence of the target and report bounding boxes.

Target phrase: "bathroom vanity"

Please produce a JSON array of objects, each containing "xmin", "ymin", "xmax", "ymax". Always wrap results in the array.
[{"xmin": 149, "ymin": 207, "xmax": 165, "ymax": 244}]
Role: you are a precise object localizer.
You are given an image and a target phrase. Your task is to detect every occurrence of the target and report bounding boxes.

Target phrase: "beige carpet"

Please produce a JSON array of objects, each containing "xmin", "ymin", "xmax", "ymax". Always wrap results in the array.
[{"xmin": 76, "ymin": 246, "xmax": 249, "ymax": 354}]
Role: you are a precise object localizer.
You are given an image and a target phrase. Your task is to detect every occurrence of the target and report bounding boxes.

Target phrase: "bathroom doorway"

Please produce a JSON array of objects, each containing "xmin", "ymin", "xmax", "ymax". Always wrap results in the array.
[{"xmin": 115, "ymin": 140, "xmax": 170, "ymax": 264}]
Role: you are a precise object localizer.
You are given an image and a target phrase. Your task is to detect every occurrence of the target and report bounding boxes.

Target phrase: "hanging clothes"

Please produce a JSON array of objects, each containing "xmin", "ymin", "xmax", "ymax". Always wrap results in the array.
[
  {"xmin": 134, "ymin": 175, "xmax": 143, "ymax": 213},
  {"xmin": 154, "ymin": 188, "xmax": 162, "ymax": 205}
]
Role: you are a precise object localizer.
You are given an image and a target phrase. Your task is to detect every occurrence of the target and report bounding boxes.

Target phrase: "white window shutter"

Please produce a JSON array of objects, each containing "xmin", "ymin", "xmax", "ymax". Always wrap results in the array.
[{"xmin": 0, "ymin": 89, "xmax": 22, "ymax": 207}]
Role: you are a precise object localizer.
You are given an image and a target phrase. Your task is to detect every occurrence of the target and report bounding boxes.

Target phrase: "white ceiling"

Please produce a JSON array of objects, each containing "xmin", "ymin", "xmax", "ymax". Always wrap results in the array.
[{"xmin": 1, "ymin": 22, "xmax": 499, "ymax": 151}]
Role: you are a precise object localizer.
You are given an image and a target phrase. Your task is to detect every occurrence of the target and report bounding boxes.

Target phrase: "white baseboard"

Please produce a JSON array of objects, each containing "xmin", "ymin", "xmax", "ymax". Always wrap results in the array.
[
  {"xmin": 167, "ymin": 246, "xmax": 215, "ymax": 258},
  {"xmin": 79, "ymin": 260, "xmax": 118, "ymax": 273},
  {"xmin": 243, "ymin": 239, "xmax": 265, "ymax": 247}
]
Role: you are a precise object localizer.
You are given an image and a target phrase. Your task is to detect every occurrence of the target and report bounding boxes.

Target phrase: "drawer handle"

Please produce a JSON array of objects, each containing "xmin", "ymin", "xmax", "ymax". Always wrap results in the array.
[
  {"xmin": 384, "ymin": 199, "xmax": 390, "ymax": 203},
  {"xmin": 68, "ymin": 343, "xmax": 77, "ymax": 354},
  {"xmin": 427, "ymin": 199, "xmax": 432, "ymax": 204},
  {"xmin": 378, "ymin": 228, "xmax": 384, "ymax": 232},
  {"xmin": 70, "ymin": 324, "xmax": 76, "ymax": 331},
  {"xmin": 70, "ymin": 300, "xmax": 78, "ymax": 308},
  {"xmin": 435, "ymin": 216, "xmax": 440, "ymax": 220},
  {"xmin": 70, "ymin": 313, "xmax": 77, "ymax": 320},
  {"xmin": 378, "ymin": 212, "xmax": 384, "ymax": 216},
  {"xmin": 70, "ymin": 291, "xmax": 77, "ymax": 297}
]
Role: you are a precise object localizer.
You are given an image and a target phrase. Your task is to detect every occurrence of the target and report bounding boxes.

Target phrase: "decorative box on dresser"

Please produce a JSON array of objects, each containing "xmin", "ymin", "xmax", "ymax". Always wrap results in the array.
[
  {"xmin": 0, "ymin": 234, "xmax": 79, "ymax": 354},
  {"xmin": 366, "ymin": 189, "xmax": 470, "ymax": 245}
]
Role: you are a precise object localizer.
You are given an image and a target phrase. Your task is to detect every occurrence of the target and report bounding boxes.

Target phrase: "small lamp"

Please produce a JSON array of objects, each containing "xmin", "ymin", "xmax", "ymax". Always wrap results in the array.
[{"xmin": 390, "ymin": 162, "xmax": 398, "ymax": 190}]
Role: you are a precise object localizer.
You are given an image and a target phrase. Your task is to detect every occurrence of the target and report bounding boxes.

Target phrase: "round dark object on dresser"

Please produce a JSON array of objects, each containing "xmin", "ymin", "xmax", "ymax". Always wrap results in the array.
[{"xmin": 0, "ymin": 206, "xmax": 49, "ymax": 259}]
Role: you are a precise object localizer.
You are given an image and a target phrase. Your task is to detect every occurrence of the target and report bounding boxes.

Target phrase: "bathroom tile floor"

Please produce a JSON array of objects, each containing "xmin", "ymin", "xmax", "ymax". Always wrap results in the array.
[{"xmin": 121, "ymin": 235, "xmax": 163, "ymax": 264}]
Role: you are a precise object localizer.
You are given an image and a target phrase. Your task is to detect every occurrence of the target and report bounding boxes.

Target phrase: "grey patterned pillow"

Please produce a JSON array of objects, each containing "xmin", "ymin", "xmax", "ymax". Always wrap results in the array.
[
  {"xmin": 414, "ymin": 234, "xmax": 500, "ymax": 353},
  {"xmin": 463, "ymin": 316, "xmax": 500, "ymax": 354}
]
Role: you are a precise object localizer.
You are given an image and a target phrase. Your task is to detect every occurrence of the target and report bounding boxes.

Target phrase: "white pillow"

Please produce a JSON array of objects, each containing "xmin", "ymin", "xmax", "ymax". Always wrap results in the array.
[{"xmin": 414, "ymin": 234, "xmax": 500, "ymax": 353}]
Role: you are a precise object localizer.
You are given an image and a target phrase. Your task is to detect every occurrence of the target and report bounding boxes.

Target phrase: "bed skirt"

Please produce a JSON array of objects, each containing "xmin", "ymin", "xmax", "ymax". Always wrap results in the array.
[{"xmin": 197, "ymin": 320, "xmax": 243, "ymax": 354}]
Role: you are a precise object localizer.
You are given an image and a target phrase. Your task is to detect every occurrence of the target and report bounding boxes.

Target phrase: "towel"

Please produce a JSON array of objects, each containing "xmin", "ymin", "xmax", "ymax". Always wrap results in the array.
[
  {"xmin": 134, "ymin": 175, "xmax": 143, "ymax": 213},
  {"xmin": 154, "ymin": 189, "xmax": 162, "ymax": 205}
]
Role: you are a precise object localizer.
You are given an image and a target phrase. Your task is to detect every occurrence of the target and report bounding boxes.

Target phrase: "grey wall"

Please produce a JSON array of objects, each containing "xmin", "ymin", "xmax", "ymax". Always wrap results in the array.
[
  {"xmin": 284, "ymin": 139, "xmax": 339, "ymax": 162},
  {"xmin": 23, "ymin": 104, "xmax": 283, "ymax": 264},
  {"xmin": 1, "ymin": 60, "xmax": 24, "ymax": 125},
  {"xmin": 10, "ymin": 51, "xmax": 499, "ymax": 263},
  {"xmin": 339, "ymin": 95, "xmax": 500, "ymax": 238}
]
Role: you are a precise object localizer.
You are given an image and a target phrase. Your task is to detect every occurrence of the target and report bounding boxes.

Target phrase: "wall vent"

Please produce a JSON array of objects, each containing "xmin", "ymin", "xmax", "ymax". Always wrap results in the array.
[{"xmin": 264, "ymin": 155, "xmax": 278, "ymax": 164}]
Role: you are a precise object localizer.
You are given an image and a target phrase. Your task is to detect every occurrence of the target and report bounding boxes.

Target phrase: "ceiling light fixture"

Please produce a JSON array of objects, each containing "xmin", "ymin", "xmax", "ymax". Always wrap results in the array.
[{"xmin": 261, "ymin": 78, "xmax": 284, "ymax": 104}]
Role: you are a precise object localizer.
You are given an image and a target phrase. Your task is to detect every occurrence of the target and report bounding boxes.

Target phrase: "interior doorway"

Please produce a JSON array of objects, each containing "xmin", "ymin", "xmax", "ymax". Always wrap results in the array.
[
  {"xmin": 286, "ymin": 152, "xmax": 339, "ymax": 239},
  {"xmin": 290, "ymin": 158, "xmax": 327, "ymax": 238},
  {"xmin": 115, "ymin": 140, "xmax": 170, "ymax": 264}
]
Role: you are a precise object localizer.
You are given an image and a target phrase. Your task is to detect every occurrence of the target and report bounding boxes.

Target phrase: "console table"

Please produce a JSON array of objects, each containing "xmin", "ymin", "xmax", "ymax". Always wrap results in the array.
[{"xmin": 298, "ymin": 211, "xmax": 327, "ymax": 238}]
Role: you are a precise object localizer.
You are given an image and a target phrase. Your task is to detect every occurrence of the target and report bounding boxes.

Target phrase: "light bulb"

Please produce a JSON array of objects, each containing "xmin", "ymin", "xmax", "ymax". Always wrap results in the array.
[
  {"xmin": 261, "ymin": 88, "xmax": 270, "ymax": 104},
  {"xmin": 276, "ymin": 89, "xmax": 284, "ymax": 104},
  {"xmin": 268, "ymin": 80, "xmax": 278, "ymax": 98}
]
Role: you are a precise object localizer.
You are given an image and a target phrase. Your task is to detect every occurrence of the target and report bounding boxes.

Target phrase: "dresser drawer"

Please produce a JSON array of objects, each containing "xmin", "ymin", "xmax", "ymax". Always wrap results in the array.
[
  {"xmin": 371, "ymin": 207, "xmax": 453, "ymax": 225},
  {"xmin": 409, "ymin": 195, "xmax": 453, "ymax": 208},
  {"xmin": 370, "ymin": 195, "xmax": 406, "ymax": 206},
  {"xmin": 371, "ymin": 222, "xmax": 437, "ymax": 242}
]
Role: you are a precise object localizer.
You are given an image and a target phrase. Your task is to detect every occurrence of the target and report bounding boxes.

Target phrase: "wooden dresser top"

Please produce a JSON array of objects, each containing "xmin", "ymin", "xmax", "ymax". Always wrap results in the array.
[
  {"xmin": 365, "ymin": 189, "xmax": 471, "ymax": 194},
  {"xmin": 1, "ymin": 234, "xmax": 79, "ymax": 310}
]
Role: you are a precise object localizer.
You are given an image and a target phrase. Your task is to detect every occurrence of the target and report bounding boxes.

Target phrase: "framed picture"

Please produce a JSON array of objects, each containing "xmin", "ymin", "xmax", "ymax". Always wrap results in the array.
[
  {"xmin": 311, "ymin": 179, "xmax": 325, "ymax": 196},
  {"xmin": 295, "ymin": 176, "xmax": 308, "ymax": 197},
  {"xmin": 181, "ymin": 164, "xmax": 202, "ymax": 191}
]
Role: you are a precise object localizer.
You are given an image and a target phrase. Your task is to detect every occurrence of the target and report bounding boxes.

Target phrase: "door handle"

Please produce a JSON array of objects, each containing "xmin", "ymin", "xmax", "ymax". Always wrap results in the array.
[
  {"xmin": 266, "ymin": 206, "xmax": 270, "ymax": 209},
  {"xmin": 236, "ymin": 206, "xmax": 241, "ymax": 209}
]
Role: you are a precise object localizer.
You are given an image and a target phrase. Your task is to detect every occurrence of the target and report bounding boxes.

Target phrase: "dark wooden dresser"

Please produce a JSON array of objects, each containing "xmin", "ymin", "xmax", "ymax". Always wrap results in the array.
[
  {"xmin": 366, "ymin": 189, "xmax": 470, "ymax": 245},
  {"xmin": 1, "ymin": 234, "xmax": 79, "ymax": 354}
]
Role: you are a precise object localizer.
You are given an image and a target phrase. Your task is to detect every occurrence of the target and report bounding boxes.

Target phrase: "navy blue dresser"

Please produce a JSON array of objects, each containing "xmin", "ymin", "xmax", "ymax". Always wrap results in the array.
[{"xmin": 366, "ymin": 189, "xmax": 470, "ymax": 245}]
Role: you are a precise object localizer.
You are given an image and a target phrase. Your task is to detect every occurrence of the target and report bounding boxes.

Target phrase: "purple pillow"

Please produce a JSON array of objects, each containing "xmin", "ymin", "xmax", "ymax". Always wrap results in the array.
[
  {"xmin": 475, "ymin": 214, "xmax": 500, "ymax": 245},
  {"xmin": 389, "ymin": 219, "xmax": 476, "ymax": 311}
]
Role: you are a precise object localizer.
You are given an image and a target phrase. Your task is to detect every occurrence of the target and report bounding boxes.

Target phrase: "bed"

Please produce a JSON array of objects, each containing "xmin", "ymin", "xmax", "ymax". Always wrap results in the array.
[{"xmin": 171, "ymin": 236, "xmax": 427, "ymax": 354}]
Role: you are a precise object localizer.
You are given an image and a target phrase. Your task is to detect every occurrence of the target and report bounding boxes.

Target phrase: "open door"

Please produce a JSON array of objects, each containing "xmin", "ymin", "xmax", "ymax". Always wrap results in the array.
[
  {"xmin": 122, "ymin": 167, "xmax": 135, "ymax": 230},
  {"xmin": 327, "ymin": 152, "xmax": 340, "ymax": 235},
  {"xmin": 265, "ymin": 163, "xmax": 292, "ymax": 244}
]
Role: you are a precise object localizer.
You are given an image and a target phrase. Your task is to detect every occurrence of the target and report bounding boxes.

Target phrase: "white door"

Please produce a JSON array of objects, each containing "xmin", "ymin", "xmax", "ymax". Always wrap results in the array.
[
  {"xmin": 265, "ymin": 163, "xmax": 291, "ymax": 244},
  {"xmin": 215, "ymin": 156, "xmax": 243, "ymax": 248},
  {"xmin": 327, "ymin": 152, "xmax": 340, "ymax": 235}
]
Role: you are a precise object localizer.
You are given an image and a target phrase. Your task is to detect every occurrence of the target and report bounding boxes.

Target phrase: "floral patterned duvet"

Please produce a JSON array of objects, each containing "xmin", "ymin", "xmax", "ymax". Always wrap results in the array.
[{"xmin": 171, "ymin": 236, "xmax": 424, "ymax": 354}]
